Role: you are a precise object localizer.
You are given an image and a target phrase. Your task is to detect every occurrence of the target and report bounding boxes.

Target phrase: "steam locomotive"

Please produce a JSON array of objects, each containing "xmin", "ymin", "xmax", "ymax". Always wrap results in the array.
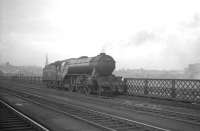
[{"xmin": 43, "ymin": 53, "xmax": 124, "ymax": 95}]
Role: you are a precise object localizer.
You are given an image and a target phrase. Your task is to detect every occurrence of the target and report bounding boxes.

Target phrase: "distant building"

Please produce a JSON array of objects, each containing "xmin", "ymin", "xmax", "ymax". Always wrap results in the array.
[
  {"xmin": 0, "ymin": 70, "xmax": 4, "ymax": 76},
  {"xmin": 0, "ymin": 63, "xmax": 42, "ymax": 76},
  {"xmin": 114, "ymin": 68, "xmax": 185, "ymax": 79},
  {"xmin": 184, "ymin": 63, "xmax": 200, "ymax": 79}
]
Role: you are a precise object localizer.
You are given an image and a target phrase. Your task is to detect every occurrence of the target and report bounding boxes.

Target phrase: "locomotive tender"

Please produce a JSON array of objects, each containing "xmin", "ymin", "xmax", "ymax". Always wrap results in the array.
[{"xmin": 43, "ymin": 53, "xmax": 124, "ymax": 95}]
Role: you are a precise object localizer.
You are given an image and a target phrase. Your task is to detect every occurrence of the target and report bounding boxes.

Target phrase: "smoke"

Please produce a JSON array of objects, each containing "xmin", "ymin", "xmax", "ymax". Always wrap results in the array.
[
  {"xmin": 100, "ymin": 44, "xmax": 107, "ymax": 53},
  {"xmin": 164, "ymin": 13, "xmax": 200, "ymax": 67},
  {"xmin": 183, "ymin": 13, "xmax": 200, "ymax": 28},
  {"xmin": 100, "ymin": 42, "xmax": 113, "ymax": 53},
  {"xmin": 1, "ymin": 0, "xmax": 200, "ymax": 70},
  {"xmin": 104, "ymin": 13, "xmax": 200, "ymax": 70},
  {"xmin": 128, "ymin": 31, "xmax": 158, "ymax": 46}
]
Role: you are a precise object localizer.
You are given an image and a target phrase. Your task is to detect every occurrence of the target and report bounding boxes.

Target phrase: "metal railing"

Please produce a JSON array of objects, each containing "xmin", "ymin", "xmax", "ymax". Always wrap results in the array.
[
  {"xmin": 124, "ymin": 78, "xmax": 200, "ymax": 103},
  {"xmin": 1, "ymin": 75, "xmax": 200, "ymax": 103},
  {"xmin": 0, "ymin": 75, "xmax": 43, "ymax": 84}
]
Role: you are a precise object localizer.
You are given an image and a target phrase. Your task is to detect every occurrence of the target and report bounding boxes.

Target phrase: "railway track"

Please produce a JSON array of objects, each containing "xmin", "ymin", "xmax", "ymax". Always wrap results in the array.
[
  {"xmin": 75, "ymin": 94, "xmax": 200, "ymax": 126},
  {"xmin": 2, "ymin": 82, "xmax": 200, "ymax": 127},
  {"xmin": 1, "ymin": 88, "xmax": 169, "ymax": 131},
  {"xmin": 14, "ymin": 84, "xmax": 200, "ymax": 126},
  {"xmin": 80, "ymin": 93, "xmax": 200, "ymax": 126},
  {"xmin": 0, "ymin": 99, "xmax": 49, "ymax": 131},
  {"xmin": 124, "ymin": 102, "xmax": 200, "ymax": 125}
]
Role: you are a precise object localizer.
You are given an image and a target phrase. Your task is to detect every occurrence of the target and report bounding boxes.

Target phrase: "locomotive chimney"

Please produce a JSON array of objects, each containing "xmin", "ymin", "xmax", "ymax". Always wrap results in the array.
[{"xmin": 100, "ymin": 53, "xmax": 106, "ymax": 55}]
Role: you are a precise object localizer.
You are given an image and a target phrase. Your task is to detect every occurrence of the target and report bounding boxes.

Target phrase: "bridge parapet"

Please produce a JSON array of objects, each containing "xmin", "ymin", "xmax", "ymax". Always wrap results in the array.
[{"xmin": 125, "ymin": 78, "xmax": 200, "ymax": 103}]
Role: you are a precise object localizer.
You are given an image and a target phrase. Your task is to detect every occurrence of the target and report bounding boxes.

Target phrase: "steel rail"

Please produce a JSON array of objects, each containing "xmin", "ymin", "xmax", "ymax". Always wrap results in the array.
[
  {"xmin": 0, "ymin": 99, "xmax": 49, "ymax": 131},
  {"xmin": 10, "ymin": 84, "xmax": 200, "ymax": 126},
  {"xmin": 1, "ymin": 88, "xmax": 170, "ymax": 131},
  {"xmin": 3, "ymin": 83, "xmax": 200, "ymax": 126}
]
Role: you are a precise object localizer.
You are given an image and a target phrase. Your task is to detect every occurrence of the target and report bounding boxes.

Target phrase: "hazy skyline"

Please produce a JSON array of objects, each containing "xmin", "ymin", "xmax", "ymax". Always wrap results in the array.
[{"xmin": 1, "ymin": 0, "xmax": 200, "ymax": 69}]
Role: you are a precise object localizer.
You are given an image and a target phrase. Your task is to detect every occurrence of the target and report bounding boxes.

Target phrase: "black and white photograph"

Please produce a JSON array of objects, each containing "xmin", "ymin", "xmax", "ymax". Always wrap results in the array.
[{"xmin": 0, "ymin": 0, "xmax": 200, "ymax": 131}]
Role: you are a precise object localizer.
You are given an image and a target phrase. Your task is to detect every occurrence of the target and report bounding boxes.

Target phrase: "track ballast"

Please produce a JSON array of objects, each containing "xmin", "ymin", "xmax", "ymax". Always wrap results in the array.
[
  {"xmin": 1, "ymin": 88, "xmax": 169, "ymax": 131},
  {"xmin": 0, "ymin": 99, "xmax": 49, "ymax": 131}
]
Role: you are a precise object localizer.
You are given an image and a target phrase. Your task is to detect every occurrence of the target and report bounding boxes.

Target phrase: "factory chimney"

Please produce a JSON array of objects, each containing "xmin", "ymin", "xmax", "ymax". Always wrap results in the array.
[{"xmin": 45, "ymin": 54, "xmax": 48, "ymax": 66}]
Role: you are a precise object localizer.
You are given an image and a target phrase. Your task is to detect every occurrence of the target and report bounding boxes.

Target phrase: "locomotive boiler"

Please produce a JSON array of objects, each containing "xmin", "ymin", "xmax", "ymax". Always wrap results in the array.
[{"xmin": 43, "ymin": 53, "xmax": 124, "ymax": 95}]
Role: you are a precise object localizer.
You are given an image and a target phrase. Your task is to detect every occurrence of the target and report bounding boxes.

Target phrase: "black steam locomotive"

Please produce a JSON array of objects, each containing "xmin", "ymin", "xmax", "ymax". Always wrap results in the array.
[{"xmin": 43, "ymin": 53, "xmax": 124, "ymax": 95}]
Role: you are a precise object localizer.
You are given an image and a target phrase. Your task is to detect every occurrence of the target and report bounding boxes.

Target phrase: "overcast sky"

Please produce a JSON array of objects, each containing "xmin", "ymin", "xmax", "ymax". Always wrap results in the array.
[{"xmin": 0, "ymin": 0, "xmax": 200, "ymax": 70}]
